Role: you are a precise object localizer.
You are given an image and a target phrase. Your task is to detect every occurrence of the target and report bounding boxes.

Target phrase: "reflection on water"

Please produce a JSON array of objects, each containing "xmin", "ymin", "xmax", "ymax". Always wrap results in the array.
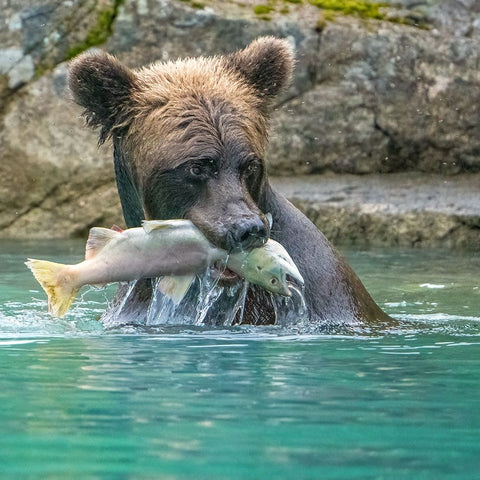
[{"xmin": 0, "ymin": 334, "xmax": 479, "ymax": 478}]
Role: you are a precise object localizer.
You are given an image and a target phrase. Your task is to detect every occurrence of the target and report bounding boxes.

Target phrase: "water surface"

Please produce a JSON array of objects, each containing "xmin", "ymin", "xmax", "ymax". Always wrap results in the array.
[{"xmin": 1, "ymin": 240, "xmax": 479, "ymax": 479}]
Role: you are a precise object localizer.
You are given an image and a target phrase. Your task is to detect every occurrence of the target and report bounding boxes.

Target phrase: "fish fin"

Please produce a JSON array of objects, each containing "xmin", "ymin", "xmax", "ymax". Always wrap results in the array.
[
  {"xmin": 142, "ymin": 219, "xmax": 178, "ymax": 234},
  {"xmin": 85, "ymin": 227, "xmax": 120, "ymax": 260},
  {"xmin": 157, "ymin": 275, "xmax": 194, "ymax": 305},
  {"xmin": 25, "ymin": 259, "xmax": 79, "ymax": 317}
]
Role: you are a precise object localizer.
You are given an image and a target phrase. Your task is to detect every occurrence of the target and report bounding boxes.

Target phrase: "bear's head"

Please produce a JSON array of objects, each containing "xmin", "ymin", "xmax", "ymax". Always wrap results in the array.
[{"xmin": 68, "ymin": 37, "xmax": 294, "ymax": 253}]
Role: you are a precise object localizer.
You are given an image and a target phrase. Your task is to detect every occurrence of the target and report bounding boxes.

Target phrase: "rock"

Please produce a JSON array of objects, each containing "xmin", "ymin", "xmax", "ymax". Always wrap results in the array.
[
  {"xmin": 268, "ymin": 86, "xmax": 390, "ymax": 175},
  {"xmin": 0, "ymin": 49, "xmax": 35, "ymax": 89},
  {"xmin": 272, "ymin": 173, "xmax": 480, "ymax": 250},
  {"xmin": 0, "ymin": 0, "xmax": 121, "ymax": 99},
  {"xmin": 0, "ymin": 63, "xmax": 122, "ymax": 238},
  {"xmin": 269, "ymin": 16, "xmax": 480, "ymax": 174}
]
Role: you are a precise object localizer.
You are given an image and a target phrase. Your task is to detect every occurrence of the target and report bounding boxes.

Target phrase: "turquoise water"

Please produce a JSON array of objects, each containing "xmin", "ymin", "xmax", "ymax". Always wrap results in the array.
[{"xmin": 1, "ymin": 240, "xmax": 479, "ymax": 479}]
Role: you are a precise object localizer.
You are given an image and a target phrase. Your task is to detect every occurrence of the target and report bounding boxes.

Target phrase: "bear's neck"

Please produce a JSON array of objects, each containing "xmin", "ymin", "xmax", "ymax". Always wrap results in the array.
[{"xmin": 261, "ymin": 181, "xmax": 393, "ymax": 325}]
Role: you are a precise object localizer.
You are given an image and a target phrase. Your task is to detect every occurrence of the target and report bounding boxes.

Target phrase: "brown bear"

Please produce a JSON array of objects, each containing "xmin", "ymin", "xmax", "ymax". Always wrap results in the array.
[{"xmin": 68, "ymin": 37, "xmax": 392, "ymax": 328}]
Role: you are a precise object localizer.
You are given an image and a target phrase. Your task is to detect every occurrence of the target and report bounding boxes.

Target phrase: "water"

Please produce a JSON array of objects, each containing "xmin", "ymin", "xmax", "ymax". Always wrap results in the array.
[{"xmin": 1, "ymin": 239, "xmax": 479, "ymax": 479}]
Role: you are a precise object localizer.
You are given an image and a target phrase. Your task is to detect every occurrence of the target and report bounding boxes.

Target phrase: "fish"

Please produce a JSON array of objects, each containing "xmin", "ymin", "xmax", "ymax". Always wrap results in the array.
[{"xmin": 25, "ymin": 219, "xmax": 304, "ymax": 318}]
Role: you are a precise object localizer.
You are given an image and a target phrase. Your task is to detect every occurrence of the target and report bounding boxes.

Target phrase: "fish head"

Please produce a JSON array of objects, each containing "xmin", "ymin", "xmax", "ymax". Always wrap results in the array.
[{"xmin": 243, "ymin": 240, "xmax": 304, "ymax": 296}]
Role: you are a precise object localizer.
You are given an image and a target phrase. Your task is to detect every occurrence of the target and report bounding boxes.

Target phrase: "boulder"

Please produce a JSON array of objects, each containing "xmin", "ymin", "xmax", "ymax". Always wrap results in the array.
[{"xmin": 269, "ymin": 15, "xmax": 480, "ymax": 174}]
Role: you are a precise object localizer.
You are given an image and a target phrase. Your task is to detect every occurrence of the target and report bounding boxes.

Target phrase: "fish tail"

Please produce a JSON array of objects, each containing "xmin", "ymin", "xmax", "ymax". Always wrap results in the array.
[{"xmin": 25, "ymin": 259, "xmax": 79, "ymax": 317}]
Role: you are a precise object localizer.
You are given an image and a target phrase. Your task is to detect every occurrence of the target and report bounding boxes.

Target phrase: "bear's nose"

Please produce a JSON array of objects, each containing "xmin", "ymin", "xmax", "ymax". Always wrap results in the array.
[{"xmin": 226, "ymin": 218, "xmax": 268, "ymax": 252}]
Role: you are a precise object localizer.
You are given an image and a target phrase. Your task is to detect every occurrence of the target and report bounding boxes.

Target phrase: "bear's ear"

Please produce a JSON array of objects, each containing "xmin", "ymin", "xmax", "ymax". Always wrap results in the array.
[
  {"xmin": 225, "ymin": 36, "xmax": 295, "ymax": 106},
  {"xmin": 68, "ymin": 51, "xmax": 137, "ymax": 143}
]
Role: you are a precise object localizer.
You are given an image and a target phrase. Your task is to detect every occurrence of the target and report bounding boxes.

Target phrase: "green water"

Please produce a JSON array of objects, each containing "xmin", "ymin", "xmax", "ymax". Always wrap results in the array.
[{"xmin": 1, "ymin": 240, "xmax": 479, "ymax": 479}]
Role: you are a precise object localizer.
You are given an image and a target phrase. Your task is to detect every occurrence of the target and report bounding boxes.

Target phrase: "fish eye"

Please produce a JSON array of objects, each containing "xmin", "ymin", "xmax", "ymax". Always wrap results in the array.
[
  {"xmin": 257, "ymin": 265, "xmax": 263, "ymax": 271},
  {"xmin": 270, "ymin": 278, "xmax": 278, "ymax": 285}
]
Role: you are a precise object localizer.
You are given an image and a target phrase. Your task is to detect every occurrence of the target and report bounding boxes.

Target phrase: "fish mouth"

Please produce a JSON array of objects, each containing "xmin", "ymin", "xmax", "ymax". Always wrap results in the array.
[
  {"xmin": 209, "ymin": 261, "xmax": 241, "ymax": 286},
  {"xmin": 286, "ymin": 273, "xmax": 304, "ymax": 288}
]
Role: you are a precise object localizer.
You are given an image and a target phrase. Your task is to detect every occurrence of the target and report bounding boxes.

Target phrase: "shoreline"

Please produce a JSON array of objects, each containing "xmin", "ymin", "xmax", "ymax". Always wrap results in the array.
[{"xmin": 272, "ymin": 172, "xmax": 480, "ymax": 250}]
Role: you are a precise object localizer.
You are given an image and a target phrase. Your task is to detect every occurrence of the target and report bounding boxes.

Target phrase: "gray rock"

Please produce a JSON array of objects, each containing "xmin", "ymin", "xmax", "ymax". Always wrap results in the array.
[
  {"xmin": 272, "ymin": 173, "xmax": 480, "ymax": 250},
  {"xmin": 0, "ymin": 48, "xmax": 34, "ymax": 88},
  {"xmin": 0, "ymin": 64, "xmax": 121, "ymax": 238},
  {"xmin": 0, "ymin": 0, "xmax": 120, "ymax": 97},
  {"xmin": 269, "ymin": 17, "xmax": 480, "ymax": 174}
]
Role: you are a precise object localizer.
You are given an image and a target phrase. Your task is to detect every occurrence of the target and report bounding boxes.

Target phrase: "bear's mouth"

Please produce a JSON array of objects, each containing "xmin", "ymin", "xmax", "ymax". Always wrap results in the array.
[{"xmin": 209, "ymin": 261, "xmax": 241, "ymax": 286}]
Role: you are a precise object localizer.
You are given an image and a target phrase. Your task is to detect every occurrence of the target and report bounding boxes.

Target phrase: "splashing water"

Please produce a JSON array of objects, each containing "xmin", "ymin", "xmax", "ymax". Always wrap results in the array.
[
  {"xmin": 194, "ymin": 277, "xmax": 249, "ymax": 327},
  {"xmin": 271, "ymin": 282, "xmax": 309, "ymax": 327},
  {"xmin": 102, "ymin": 267, "xmax": 306, "ymax": 328},
  {"xmin": 191, "ymin": 253, "xmax": 251, "ymax": 327},
  {"xmin": 115, "ymin": 281, "xmax": 138, "ymax": 317}
]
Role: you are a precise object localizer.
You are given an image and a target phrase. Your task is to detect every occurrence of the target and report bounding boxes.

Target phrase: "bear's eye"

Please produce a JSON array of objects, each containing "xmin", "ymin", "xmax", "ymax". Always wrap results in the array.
[
  {"xmin": 190, "ymin": 165, "xmax": 203, "ymax": 176},
  {"xmin": 188, "ymin": 159, "xmax": 218, "ymax": 179},
  {"xmin": 247, "ymin": 162, "xmax": 259, "ymax": 175},
  {"xmin": 242, "ymin": 157, "xmax": 263, "ymax": 180}
]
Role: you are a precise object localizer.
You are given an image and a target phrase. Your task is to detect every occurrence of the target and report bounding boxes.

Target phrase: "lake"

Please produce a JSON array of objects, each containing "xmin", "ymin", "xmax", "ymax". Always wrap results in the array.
[{"xmin": 1, "ymin": 240, "xmax": 479, "ymax": 479}]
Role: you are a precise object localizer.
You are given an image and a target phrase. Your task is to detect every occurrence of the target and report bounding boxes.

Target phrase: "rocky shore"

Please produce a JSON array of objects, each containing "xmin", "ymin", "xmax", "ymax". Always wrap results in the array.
[
  {"xmin": 0, "ymin": 0, "xmax": 478, "ymax": 249},
  {"xmin": 272, "ymin": 173, "xmax": 480, "ymax": 250}
]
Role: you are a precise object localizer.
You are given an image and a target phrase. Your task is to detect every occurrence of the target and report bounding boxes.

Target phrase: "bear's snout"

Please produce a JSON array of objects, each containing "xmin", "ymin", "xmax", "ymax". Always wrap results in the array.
[{"xmin": 226, "ymin": 217, "xmax": 268, "ymax": 252}]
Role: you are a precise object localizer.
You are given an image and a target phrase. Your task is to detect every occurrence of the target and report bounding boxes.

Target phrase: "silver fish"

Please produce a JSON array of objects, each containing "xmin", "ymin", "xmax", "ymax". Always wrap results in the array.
[{"xmin": 26, "ymin": 219, "xmax": 303, "ymax": 317}]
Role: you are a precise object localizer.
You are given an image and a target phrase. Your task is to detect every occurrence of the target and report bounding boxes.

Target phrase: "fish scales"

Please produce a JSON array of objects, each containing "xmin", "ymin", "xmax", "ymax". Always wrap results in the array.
[{"xmin": 77, "ymin": 225, "xmax": 223, "ymax": 285}]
